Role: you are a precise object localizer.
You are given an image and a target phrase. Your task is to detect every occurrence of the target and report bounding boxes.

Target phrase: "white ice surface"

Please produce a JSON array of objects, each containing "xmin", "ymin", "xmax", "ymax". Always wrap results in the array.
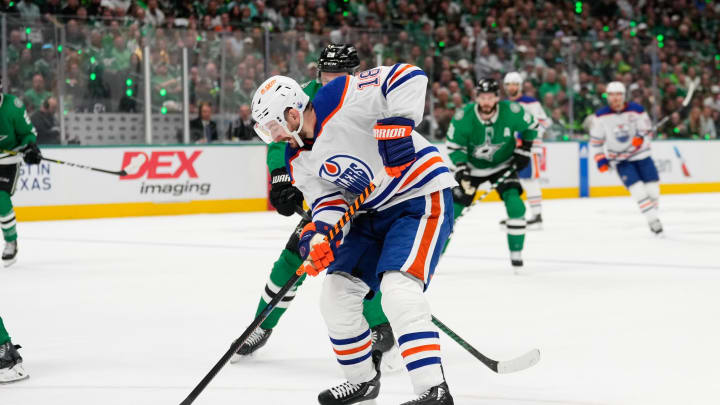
[{"xmin": 1, "ymin": 193, "xmax": 719, "ymax": 404}]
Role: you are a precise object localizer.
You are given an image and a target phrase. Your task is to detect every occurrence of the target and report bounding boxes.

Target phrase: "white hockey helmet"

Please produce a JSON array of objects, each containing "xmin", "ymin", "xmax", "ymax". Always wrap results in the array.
[
  {"xmin": 606, "ymin": 81, "xmax": 626, "ymax": 94},
  {"xmin": 251, "ymin": 75, "xmax": 310, "ymax": 147},
  {"xmin": 503, "ymin": 71, "xmax": 523, "ymax": 85}
]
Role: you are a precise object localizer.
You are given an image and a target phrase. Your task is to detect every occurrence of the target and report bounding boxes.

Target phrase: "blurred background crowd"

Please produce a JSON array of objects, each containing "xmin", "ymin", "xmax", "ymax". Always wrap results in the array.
[{"xmin": 1, "ymin": 0, "xmax": 719, "ymax": 144}]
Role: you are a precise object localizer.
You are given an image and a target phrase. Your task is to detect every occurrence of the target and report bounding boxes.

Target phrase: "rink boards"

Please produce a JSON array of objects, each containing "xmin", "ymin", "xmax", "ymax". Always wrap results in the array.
[{"xmin": 13, "ymin": 140, "xmax": 720, "ymax": 221}]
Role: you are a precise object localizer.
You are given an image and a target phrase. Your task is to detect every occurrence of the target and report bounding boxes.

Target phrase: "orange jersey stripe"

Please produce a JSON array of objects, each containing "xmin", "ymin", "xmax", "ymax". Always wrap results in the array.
[
  {"xmin": 401, "ymin": 156, "xmax": 443, "ymax": 188},
  {"xmin": 407, "ymin": 191, "xmax": 441, "ymax": 280},
  {"xmin": 388, "ymin": 64, "xmax": 415, "ymax": 86},
  {"xmin": 401, "ymin": 344, "xmax": 441, "ymax": 358},
  {"xmin": 333, "ymin": 339, "xmax": 372, "ymax": 356},
  {"xmin": 316, "ymin": 199, "xmax": 349, "ymax": 209}
]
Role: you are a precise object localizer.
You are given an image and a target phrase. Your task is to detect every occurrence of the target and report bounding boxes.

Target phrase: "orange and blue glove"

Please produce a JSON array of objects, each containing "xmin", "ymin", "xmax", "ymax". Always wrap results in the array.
[
  {"xmin": 374, "ymin": 117, "xmax": 416, "ymax": 177},
  {"xmin": 631, "ymin": 134, "xmax": 644, "ymax": 148},
  {"xmin": 298, "ymin": 221, "xmax": 336, "ymax": 276},
  {"xmin": 595, "ymin": 154, "xmax": 610, "ymax": 173}
]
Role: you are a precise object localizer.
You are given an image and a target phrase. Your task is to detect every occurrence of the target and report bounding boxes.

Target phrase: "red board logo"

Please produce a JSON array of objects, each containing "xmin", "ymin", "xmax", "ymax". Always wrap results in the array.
[{"xmin": 120, "ymin": 151, "xmax": 202, "ymax": 180}]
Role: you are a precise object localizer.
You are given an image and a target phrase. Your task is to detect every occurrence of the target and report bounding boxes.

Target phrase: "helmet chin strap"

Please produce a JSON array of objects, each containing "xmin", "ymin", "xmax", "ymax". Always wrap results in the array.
[{"xmin": 285, "ymin": 108, "xmax": 305, "ymax": 148}]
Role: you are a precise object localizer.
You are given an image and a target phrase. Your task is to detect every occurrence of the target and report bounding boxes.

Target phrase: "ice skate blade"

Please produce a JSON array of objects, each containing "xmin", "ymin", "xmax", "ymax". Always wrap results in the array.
[
  {"xmin": 2, "ymin": 257, "xmax": 17, "ymax": 268},
  {"xmin": 0, "ymin": 364, "xmax": 30, "ymax": 384}
]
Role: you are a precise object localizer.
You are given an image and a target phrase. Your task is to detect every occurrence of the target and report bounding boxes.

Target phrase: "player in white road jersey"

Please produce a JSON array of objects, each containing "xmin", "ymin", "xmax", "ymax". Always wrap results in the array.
[
  {"xmin": 251, "ymin": 64, "xmax": 456, "ymax": 405},
  {"xmin": 502, "ymin": 72, "xmax": 551, "ymax": 227},
  {"xmin": 590, "ymin": 81, "xmax": 663, "ymax": 235}
]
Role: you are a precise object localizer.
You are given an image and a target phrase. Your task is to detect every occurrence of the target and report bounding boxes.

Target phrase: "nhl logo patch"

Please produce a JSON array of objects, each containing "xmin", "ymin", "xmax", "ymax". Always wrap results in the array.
[
  {"xmin": 510, "ymin": 102, "xmax": 521, "ymax": 113},
  {"xmin": 14, "ymin": 97, "xmax": 23, "ymax": 108}
]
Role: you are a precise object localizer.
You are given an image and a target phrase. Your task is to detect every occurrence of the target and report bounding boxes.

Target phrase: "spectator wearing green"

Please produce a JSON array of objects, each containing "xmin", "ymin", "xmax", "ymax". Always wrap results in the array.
[
  {"xmin": 6, "ymin": 30, "xmax": 23, "ymax": 65},
  {"xmin": 106, "ymin": 36, "xmax": 132, "ymax": 73},
  {"xmin": 538, "ymin": 68, "xmax": 562, "ymax": 101},
  {"xmin": 151, "ymin": 63, "xmax": 181, "ymax": 105},
  {"xmin": 33, "ymin": 45, "xmax": 57, "ymax": 83},
  {"xmin": 23, "ymin": 74, "xmax": 52, "ymax": 112}
]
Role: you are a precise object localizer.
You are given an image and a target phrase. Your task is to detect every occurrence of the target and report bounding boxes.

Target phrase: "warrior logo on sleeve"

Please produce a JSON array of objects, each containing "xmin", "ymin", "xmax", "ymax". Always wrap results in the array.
[{"xmin": 319, "ymin": 155, "xmax": 374, "ymax": 194}]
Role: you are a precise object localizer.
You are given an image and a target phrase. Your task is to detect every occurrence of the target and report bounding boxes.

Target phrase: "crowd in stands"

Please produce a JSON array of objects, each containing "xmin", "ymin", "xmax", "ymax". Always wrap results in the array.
[{"xmin": 1, "ymin": 0, "xmax": 719, "ymax": 143}]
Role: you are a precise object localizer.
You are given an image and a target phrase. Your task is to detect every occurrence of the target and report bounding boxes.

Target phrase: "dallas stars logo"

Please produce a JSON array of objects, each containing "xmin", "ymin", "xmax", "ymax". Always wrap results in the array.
[{"xmin": 472, "ymin": 130, "xmax": 502, "ymax": 161}]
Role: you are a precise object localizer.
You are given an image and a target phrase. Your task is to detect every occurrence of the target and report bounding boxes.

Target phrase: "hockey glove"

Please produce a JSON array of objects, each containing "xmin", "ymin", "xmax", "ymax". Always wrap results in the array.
[
  {"xmin": 631, "ymin": 135, "xmax": 644, "ymax": 148},
  {"xmin": 452, "ymin": 163, "xmax": 476, "ymax": 206},
  {"xmin": 21, "ymin": 143, "xmax": 42, "ymax": 165},
  {"xmin": 298, "ymin": 221, "xmax": 336, "ymax": 276},
  {"xmin": 511, "ymin": 140, "xmax": 532, "ymax": 170},
  {"xmin": 453, "ymin": 162, "xmax": 471, "ymax": 183},
  {"xmin": 375, "ymin": 117, "xmax": 416, "ymax": 178},
  {"xmin": 269, "ymin": 168, "xmax": 304, "ymax": 217},
  {"xmin": 595, "ymin": 154, "xmax": 610, "ymax": 173}
]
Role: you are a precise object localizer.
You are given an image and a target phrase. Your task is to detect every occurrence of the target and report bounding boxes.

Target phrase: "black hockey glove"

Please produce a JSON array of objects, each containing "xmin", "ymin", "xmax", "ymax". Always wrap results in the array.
[
  {"xmin": 453, "ymin": 162, "xmax": 471, "ymax": 184},
  {"xmin": 269, "ymin": 167, "xmax": 305, "ymax": 217},
  {"xmin": 511, "ymin": 140, "xmax": 532, "ymax": 170},
  {"xmin": 21, "ymin": 143, "xmax": 42, "ymax": 165}
]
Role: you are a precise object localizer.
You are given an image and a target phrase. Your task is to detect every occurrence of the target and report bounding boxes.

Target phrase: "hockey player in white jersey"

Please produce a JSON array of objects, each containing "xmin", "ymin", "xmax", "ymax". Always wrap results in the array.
[
  {"xmin": 502, "ymin": 72, "xmax": 551, "ymax": 227},
  {"xmin": 590, "ymin": 81, "xmax": 663, "ymax": 235},
  {"xmin": 252, "ymin": 64, "xmax": 457, "ymax": 405}
]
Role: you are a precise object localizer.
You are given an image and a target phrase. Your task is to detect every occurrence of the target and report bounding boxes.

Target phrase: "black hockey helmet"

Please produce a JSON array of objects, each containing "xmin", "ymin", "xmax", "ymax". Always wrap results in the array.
[
  {"xmin": 318, "ymin": 44, "xmax": 360, "ymax": 73},
  {"xmin": 476, "ymin": 78, "xmax": 500, "ymax": 95}
]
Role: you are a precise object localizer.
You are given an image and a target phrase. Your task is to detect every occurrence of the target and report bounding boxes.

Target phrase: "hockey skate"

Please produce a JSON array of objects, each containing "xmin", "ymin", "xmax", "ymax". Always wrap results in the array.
[
  {"xmin": 0, "ymin": 341, "xmax": 29, "ymax": 383},
  {"xmin": 510, "ymin": 251, "xmax": 523, "ymax": 267},
  {"xmin": 2, "ymin": 240, "xmax": 17, "ymax": 267},
  {"xmin": 370, "ymin": 322, "xmax": 394, "ymax": 353},
  {"xmin": 649, "ymin": 219, "xmax": 664, "ymax": 236},
  {"xmin": 501, "ymin": 214, "xmax": 542, "ymax": 230},
  {"xmin": 370, "ymin": 323, "xmax": 402, "ymax": 373},
  {"xmin": 229, "ymin": 326, "xmax": 272, "ymax": 363},
  {"xmin": 526, "ymin": 214, "xmax": 543, "ymax": 229},
  {"xmin": 318, "ymin": 370, "xmax": 380, "ymax": 405},
  {"xmin": 400, "ymin": 381, "xmax": 454, "ymax": 405}
]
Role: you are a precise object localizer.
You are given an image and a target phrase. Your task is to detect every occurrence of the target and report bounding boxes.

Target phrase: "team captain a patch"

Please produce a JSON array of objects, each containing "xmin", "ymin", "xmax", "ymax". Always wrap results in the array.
[{"xmin": 319, "ymin": 155, "xmax": 374, "ymax": 195}]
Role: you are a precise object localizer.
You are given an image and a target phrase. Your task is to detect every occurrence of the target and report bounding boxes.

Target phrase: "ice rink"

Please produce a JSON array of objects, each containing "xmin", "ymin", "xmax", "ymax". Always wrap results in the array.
[{"xmin": 1, "ymin": 193, "xmax": 719, "ymax": 405}]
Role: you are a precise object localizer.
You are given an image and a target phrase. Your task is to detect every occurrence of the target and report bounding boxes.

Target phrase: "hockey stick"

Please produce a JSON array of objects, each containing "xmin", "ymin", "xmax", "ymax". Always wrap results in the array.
[
  {"xmin": 431, "ymin": 315, "xmax": 540, "ymax": 373},
  {"xmin": 653, "ymin": 80, "xmax": 697, "ymax": 132},
  {"xmin": 469, "ymin": 166, "xmax": 516, "ymax": 209},
  {"xmin": 295, "ymin": 205, "xmax": 312, "ymax": 221},
  {"xmin": 1, "ymin": 149, "xmax": 137, "ymax": 176},
  {"xmin": 607, "ymin": 81, "xmax": 698, "ymax": 165},
  {"xmin": 179, "ymin": 181, "xmax": 378, "ymax": 405},
  {"xmin": 455, "ymin": 166, "xmax": 516, "ymax": 221}
]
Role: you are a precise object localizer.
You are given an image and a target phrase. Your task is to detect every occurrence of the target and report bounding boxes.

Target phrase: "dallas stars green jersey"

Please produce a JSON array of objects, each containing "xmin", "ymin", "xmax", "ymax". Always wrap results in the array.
[
  {"xmin": 266, "ymin": 79, "xmax": 322, "ymax": 172},
  {"xmin": 446, "ymin": 100, "xmax": 538, "ymax": 176},
  {"xmin": 0, "ymin": 94, "xmax": 38, "ymax": 163}
]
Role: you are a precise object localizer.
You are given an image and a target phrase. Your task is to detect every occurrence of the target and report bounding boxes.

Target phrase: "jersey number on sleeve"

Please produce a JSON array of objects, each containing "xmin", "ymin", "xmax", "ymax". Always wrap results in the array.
[{"xmin": 357, "ymin": 68, "xmax": 381, "ymax": 90}]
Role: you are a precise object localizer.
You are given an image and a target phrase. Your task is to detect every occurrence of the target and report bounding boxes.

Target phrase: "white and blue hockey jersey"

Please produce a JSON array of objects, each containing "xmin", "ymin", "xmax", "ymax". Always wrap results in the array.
[
  {"xmin": 589, "ymin": 102, "xmax": 652, "ymax": 162},
  {"xmin": 285, "ymin": 64, "xmax": 457, "ymax": 226},
  {"xmin": 515, "ymin": 95, "xmax": 551, "ymax": 151}
]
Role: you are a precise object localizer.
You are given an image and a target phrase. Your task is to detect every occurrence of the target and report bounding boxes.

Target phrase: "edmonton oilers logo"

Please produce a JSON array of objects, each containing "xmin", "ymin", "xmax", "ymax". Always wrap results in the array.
[{"xmin": 319, "ymin": 155, "xmax": 374, "ymax": 194}]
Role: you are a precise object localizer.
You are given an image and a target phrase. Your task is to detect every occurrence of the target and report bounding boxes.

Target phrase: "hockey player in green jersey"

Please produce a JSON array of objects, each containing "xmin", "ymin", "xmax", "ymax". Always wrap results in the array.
[
  {"xmin": 0, "ymin": 80, "xmax": 40, "ymax": 383},
  {"xmin": 232, "ymin": 44, "xmax": 394, "ymax": 363},
  {"xmin": 0, "ymin": 82, "xmax": 43, "ymax": 267},
  {"xmin": 446, "ymin": 78, "xmax": 538, "ymax": 267}
]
